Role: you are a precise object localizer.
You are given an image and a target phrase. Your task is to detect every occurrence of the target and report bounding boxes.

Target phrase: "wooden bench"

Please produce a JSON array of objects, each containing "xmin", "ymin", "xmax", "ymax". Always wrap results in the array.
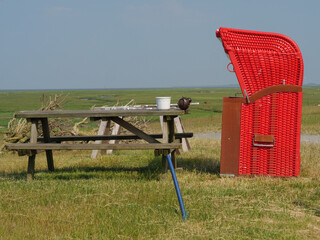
[{"xmin": 6, "ymin": 109, "xmax": 192, "ymax": 180}]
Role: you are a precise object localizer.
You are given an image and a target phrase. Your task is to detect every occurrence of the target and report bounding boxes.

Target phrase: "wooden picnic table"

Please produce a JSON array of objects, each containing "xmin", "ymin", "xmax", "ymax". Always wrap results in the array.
[{"xmin": 7, "ymin": 109, "xmax": 192, "ymax": 180}]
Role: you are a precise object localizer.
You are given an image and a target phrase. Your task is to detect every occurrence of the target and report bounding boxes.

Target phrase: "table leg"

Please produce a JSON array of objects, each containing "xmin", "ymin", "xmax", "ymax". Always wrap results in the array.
[
  {"xmin": 91, "ymin": 118, "xmax": 110, "ymax": 158},
  {"xmin": 107, "ymin": 118, "xmax": 122, "ymax": 154},
  {"xmin": 27, "ymin": 119, "xmax": 38, "ymax": 180},
  {"xmin": 168, "ymin": 117, "xmax": 177, "ymax": 169},
  {"xmin": 41, "ymin": 118, "xmax": 54, "ymax": 172},
  {"xmin": 27, "ymin": 155, "xmax": 36, "ymax": 181},
  {"xmin": 161, "ymin": 154, "xmax": 168, "ymax": 174},
  {"xmin": 101, "ymin": 119, "xmax": 111, "ymax": 156},
  {"xmin": 162, "ymin": 116, "xmax": 169, "ymax": 173}
]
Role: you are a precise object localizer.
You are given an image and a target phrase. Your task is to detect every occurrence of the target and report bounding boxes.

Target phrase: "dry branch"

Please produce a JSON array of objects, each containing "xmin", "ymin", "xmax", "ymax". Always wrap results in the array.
[{"xmin": 1, "ymin": 96, "xmax": 150, "ymax": 152}]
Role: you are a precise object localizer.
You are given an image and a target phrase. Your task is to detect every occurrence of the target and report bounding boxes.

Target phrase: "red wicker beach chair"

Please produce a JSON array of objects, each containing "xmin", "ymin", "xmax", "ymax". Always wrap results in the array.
[{"xmin": 217, "ymin": 27, "xmax": 303, "ymax": 176}]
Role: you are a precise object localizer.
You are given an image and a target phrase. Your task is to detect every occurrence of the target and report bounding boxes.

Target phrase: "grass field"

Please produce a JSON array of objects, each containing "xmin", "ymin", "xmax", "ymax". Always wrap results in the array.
[
  {"xmin": 1, "ymin": 87, "xmax": 319, "ymax": 133},
  {"xmin": 0, "ymin": 88, "xmax": 320, "ymax": 239}
]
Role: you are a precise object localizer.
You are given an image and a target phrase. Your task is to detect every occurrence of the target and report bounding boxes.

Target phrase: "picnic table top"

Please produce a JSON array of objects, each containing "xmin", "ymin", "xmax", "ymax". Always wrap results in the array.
[{"xmin": 15, "ymin": 108, "xmax": 185, "ymax": 118}]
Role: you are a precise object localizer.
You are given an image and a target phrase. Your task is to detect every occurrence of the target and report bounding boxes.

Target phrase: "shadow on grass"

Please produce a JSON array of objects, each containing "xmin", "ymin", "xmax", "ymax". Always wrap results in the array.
[
  {"xmin": 0, "ymin": 171, "xmax": 27, "ymax": 181},
  {"xmin": 2, "ymin": 156, "xmax": 220, "ymax": 181},
  {"xmin": 177, "ymin": 157, "xmax": 220, "ymax": 174},
  {"xmin": 47, "ymin": 164, "xmax": 163, "ymax": 181},
  {"xmin": 293, "ymin": 200, "xmax": 320, "ymax": 217}
]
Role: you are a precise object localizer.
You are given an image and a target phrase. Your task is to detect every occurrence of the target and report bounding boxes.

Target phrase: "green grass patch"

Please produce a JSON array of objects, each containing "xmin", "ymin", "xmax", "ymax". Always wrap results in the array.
[
  {"xmin": 0, "ymin": 140, "xmax": 320, "ymax": 239},
  {"xmin": 0, "ymin": 88, "xmax": 319, "ymax": 239},
  {"xmin": 1, "ymin": 87, "xmax": 319, "ymax": 134}
]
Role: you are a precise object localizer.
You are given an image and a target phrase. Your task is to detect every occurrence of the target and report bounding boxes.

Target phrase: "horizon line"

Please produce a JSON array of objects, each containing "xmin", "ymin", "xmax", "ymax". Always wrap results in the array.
[
  {"xmin": 0, "ymin": 85, "xmax": 241, "ymax": 92},
  {"xmin": 1, "ymin": 83, "xmax": 319, "ymax": 92}
]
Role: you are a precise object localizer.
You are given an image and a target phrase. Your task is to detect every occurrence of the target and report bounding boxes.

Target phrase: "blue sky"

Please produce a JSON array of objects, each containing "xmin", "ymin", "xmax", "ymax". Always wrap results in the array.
[{"xmin": 0, "ymin": 0, "xmax": 319, "ymax": 90}]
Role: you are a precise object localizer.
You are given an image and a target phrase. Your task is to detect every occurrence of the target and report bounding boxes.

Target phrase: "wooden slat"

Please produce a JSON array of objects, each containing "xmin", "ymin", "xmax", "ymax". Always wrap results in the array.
[
  {"xmin": 220, "ymin": 97, "xmax": 242, "ymax": 176},
  {"xmin": 162, "ymin": 116, "xmax": 169, "ymax": 172},
  {"xmin": 174, "ymin": 116, "xmax": 191, "ymax": 152},
  {"xmin": 249, "ymin": 85, "xmax": 302, "ymax": 104},
  {"xmin": 7, "ymin": 143, "xmax": 181, "ymax": 150},
  {"xmin": 15, "ymin": 109, "xmax": 183, "ymax": 118},
  {"xmin": 27, "ymin": 155, "xmax": 36, "ymax": 181},
  {"xmin": 37, "ymin": 133, "xmax": 193, "ymax": 142},
  {"xmin": 91, "ymin": 119, "xmax": 108, "ymax": 158},
  {"xmin": 106, "ymin": 117, "xmax": 122, "ymax": 154},
  {"xmin": 100, "ymin": 120, "xmax": 112, "ymax": 155},
  {"xmin": 41, "ymin": 118, "xmax": 54, "ymax": 171},
  {"xmin": 254, "ymin": 134, "xmax": 274, "ymax": 143},
  {"xmin": 168, "ymin": 117, "xmax": 177, "ymax": 168},
  {"xmin": 162, "ymin": 116, "xmax": 168, "ymax": 144},
  {"xmin": 160, "ymin": 116, "xmax": 164, "ymax": 132},
  {"xmin": 27, "ymin": 119, "xmax": 38, "ymax": 180},
  {"xmin": 91, "ymin": 118, "xmax": 110, "ymax": 158},
  {"xmin": 111, "ymin": 117, "xmax": 160, "ymax": 144}
]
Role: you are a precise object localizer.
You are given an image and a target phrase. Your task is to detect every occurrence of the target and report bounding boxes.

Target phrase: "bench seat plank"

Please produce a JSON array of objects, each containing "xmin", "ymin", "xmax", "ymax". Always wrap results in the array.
[
  {"xmin": 7, "ymin": 143, "xmax": 181, "ymax": 151},
  {"xmin": 37, "ymin": 133, "xmax": 193, "ymax": 142}
]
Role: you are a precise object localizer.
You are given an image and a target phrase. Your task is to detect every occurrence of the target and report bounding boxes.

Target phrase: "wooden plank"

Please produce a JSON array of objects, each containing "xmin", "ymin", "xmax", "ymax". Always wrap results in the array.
[
  {"xmin": 162, "ymin": 116, "xmax": 168, "ymax": 144},
  {"xmin": 168, "ymin": 117, "xmax": 177, "ymax": 169},
  {"xmin": 162, "ymin": 116, "xmax": 169, "ymax": 172},
  {"xmin": 110, "ymin": 117, "xmax": 160, "ymax": 144},
  {"xmin": 100, "ymin": 119, "xmax": 111, "ymax": 155},
  {"xmin": 7, "ymin": 143, "xmax": 181, "ymax": 150},
  {"xmin": 37, "ymin": 133, "xmax": 193, "ymax": 142},
  {"xmin": 174, "ymin": 116, "xmax": 191, "ymax": 152},
  {"xmin": 106, "ymin": 118, "xmax": 122, "ymax": 154},
  {"xmin": 159, "ymin": 116, "xmax": 164, "ymax": 132},
  {"xmin": 162, "ymin": 154, "xmax": 168, "ymax": 174},
  {"xmin": 168, "ymin": 117, "xmax": 175, "ymax": 143},
  {"xmin": 27, "ymin": 119, "xmax": 38, "ymax": 180},
  {"xmin": 41, "ymin": 118, "xmax": 54, "ymax": 171},
  {"xmin": 27, "ymin": 155, "xmax": 36, "ymax": 181},
  {"xmin": 91, "ymin": 118, "xmax": 110, "ymax": 158},
  {"xmin": 220, "ymin": 97, "xmax": 242, "ymax": 176},
  {"xmin": 15, "ymin": 109, "xmax": 183, "ymax": 118}
]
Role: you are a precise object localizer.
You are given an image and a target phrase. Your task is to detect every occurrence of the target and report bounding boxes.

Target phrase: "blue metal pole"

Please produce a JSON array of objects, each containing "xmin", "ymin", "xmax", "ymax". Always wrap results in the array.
[{"xmin": 166, "ymin": 154, "xmax": 187, "ymax": 221}]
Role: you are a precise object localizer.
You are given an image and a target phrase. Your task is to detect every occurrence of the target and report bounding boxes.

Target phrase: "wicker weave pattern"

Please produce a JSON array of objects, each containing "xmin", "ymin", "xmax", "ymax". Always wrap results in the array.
[
  {"xmin": 217, "ymin": 27, "xmax": 304, "ymax": 176},
  {"xmin": 239, "ymin": 92, "xmax": 302, "ymax": 176},
  {"xmin": 217, "ymin": 28, "xmax": 303, "ymax": 96}
]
